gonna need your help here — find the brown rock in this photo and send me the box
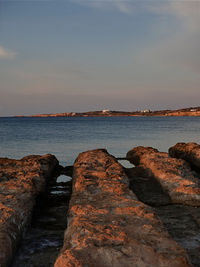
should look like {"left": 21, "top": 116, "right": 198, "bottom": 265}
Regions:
{"left": 55, "top": 149, "right": 190, "bottom": 267}
{"left": 0, "top": 154, "right": 58, "bottom": 267}
{"left": 126, "top": 146, "right": 200, "bottom": 206}
{"left": 169, "top": 142, "right": 200, "bottom": 170}
{"left": 126, "top": 146, "right": 158, "bottom": 165}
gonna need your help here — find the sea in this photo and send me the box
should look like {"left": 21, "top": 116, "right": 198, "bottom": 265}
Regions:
{"left": 1, "top": 116, "right": 200, "bottom": 167}
{"left": 1, "top": 116, "right": 200, "bottom": 266}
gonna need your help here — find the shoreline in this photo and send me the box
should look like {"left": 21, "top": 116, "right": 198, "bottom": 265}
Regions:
{"left": 13, "top": 107, "right": 200, "bottom": 118}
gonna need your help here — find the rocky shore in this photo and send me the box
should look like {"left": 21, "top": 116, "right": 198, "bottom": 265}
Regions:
{"left": 126, "top": 146, "right": 200, "bottom": 206}
{"left": 0, "top": 154, "right": 58, "bottom": 266}
{"left": 55, "top": 149, "right": 190, "bottom": 267}
{"left": 169, "top": 142, "right": 200, "bottom": 171}
{"left": 1, "top": 142, "right": 200, "bottom": 266}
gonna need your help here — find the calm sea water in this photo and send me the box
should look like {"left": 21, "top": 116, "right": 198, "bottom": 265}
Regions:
{"left": 0, "top": 116, "right": 200, "bottom": 166}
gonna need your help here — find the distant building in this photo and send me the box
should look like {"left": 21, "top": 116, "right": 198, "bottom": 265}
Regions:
{"left": 142, "top": 109, "right": 151, "bottom": 113}
{"left": 190, "top": 109, "right": 197, "bottom": 112}
{"left": 102, "top": 109, "right": 110, "bottom": 114}
{"left": 71, "top": 112, "right": 76, "bottom": 116}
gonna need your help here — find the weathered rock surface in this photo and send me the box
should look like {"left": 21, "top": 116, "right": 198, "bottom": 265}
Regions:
{"left": 125, "top": 166, "right": 200, "bottom": 266}
{"left": 0, "top": 154, "right": 58, "bottom": 267}
{"left": 55, "top": 149, "right": 190, "bottom": 267}
{"left": 169, "top": 142, "right": 200, "bottom": 171}
{"left": 126, "top": 146, "right": 200, "bottom": 206}
{"left": 154, "top": 205, "right": 200, "bottom": 267}
{"left": 126, "top": 146, "right": 159, "bottom": 166}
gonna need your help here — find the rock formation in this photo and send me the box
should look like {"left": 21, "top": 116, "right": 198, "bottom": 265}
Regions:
{"left": 0, "top": 154, "right": 58, "bottom": 267}
{"left": 55, "top": 149, "right": 190, "bottom": 267}
{"left": 126, "top": 146, "right": 200, "bottom": 266}
{"left": 169, "top": 142, "right": 200, "bottom": 170}
{"left": 126, "top": 146, "right": 200, "bottom": 206}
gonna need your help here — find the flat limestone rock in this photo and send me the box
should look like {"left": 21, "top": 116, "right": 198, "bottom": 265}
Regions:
{"left": 126, "top": 146, "right": 200, "bottom": 206}
{"left": 169, "top": 142, "right": 200, "bottom": 170}
{"left": 0, "top": 154, "right": 58, "bottom": 267}
{"left": 55, "top": 149, "right": 190, "bottom": 267}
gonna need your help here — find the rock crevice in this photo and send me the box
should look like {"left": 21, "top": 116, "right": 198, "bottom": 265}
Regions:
{"left": 55, "top": 149, "right": 190, "bottom": 267}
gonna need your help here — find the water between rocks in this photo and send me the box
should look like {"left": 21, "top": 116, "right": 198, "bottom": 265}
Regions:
{"left": 11, "top": 175, "right": 72, "bottom": 267}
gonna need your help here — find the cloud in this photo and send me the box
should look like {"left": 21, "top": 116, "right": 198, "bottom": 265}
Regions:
{"left": 0, "top": 46, "right": 16, "bottom": 59}
{"left": 71, "top": 0, "right": 132, "bottom": 14}
{"left": 169, "top": 1, "right": 200, "bottom": 32}
{"left": 112, "top": 0, "right": 131, "bottom": 14}
{"left": 146, "top": 1, "right": 200, "bottom": 32}
{"left": 72, "top": 0, "right": 200, "bottom": 29}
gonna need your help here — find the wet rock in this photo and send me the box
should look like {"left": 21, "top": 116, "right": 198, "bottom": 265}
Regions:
{"left": 0, "top": 154, "right": 58, "bottom": 267}
{"left": 169, "top": 142, "right": 200, "bottom": 171}
{"left": 154, "top": 205, "right": 200, "bottom": 267}
{"left": 55, "top": 149, "right": 190, "bottom": 267}
{"left": 12, "top": 177, "right": 71, "bottom": 267}
{"left": 126, "top": 146, "right": 200, "bottom": 206}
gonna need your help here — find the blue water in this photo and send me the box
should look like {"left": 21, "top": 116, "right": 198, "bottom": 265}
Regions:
{"left": 0, "top": 116, "right": 200, "bottom": 166}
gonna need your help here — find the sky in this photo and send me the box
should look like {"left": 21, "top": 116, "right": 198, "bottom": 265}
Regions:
{"left": 0, "top": 0, "right": 200, "bottom": 116}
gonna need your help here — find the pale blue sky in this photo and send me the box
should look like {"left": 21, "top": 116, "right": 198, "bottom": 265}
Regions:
{"left": 0, "top": 0, "right": 200, "bottom": 116}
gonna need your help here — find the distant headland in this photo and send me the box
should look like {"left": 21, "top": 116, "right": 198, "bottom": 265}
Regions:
{"left": 15, "top": 106, "right": 200, "bottom": 118}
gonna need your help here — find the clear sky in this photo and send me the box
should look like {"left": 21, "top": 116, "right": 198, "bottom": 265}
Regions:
{"left": 0, "top": 0, "right": 200, "bottom": 116}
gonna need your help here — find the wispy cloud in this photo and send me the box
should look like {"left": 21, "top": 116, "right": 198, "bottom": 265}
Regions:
{"left": 0, "top": 46, "right": 16, "bottom": 59}
{"left": 146, "top": 1, "right": 200, "bottom": 32}
{"left": 169, "top": 1, "right": 200, "bottom": 32}
{"left": 72, "top": 0, "right": 200, "bottom": 28}
{"left": 71, "top": 0, "right": 132, "bottom": 14}
{"left": 112, "top": 0, "right": 131, "bottom": 14}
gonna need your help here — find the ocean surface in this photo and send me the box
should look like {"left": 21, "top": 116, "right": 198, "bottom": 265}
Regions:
{"left": 1, "top": 116, "right": 200, "bottom": 167}
{"left": 1, "top": 116, "right": 200, "bottom": 267}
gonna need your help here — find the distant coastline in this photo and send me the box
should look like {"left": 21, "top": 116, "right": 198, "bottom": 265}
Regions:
{"left": 15, "top": 106, "right": 200, "bottom": 118}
